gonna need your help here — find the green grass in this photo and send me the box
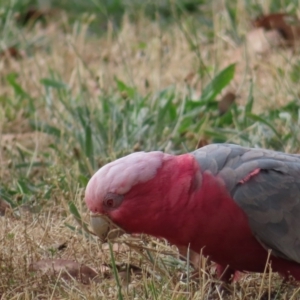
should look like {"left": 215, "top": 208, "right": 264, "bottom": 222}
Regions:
{"left": 1, "top": 0, "right": 300, "bottom": 299}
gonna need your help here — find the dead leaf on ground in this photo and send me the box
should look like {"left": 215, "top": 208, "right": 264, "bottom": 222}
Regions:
{"left": 0, "top": 198, "right": 11, "bottom": 216}
{"left": 253, "top": 13, "right": 300, "bottom": 44}
{"left": 0, "top": 47, "right": 24, "bottom": 60}
{"left": 29, "top": 259, "right": 100, "bottom": 284}
{"left": 218, "top": 92, "right": 236, "bottom": 115}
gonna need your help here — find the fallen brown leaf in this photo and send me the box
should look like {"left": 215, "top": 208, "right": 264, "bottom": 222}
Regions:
{"left": 0, "top": 47, "right": 23, "bottom": 60}
{"left": 29, "top": 259, "right": 99, "bottom": 284}
{"left": 253, "top": 13, "right": 300, "bottom": 44}
{"left": 0, "top": 199, "right": 11, "bottom": 216}
{"left": 218, "top": 92, "right": 236, "bottom": 115}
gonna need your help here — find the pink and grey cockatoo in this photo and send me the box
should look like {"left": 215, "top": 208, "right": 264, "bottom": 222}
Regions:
{"left": 85, "top": 144, "right": 300, "bottom": 282}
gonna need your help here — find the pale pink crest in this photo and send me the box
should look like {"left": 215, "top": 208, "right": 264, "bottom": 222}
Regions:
{"left": 85, "top": 151, "right": 166, "bottom": 211}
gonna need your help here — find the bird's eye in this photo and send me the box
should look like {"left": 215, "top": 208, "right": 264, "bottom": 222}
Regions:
{"left": 103, "top": 193, "right": 123, "bottom": 209}
{"left": 106, "top": 198, "right": 114, "bottom": 207}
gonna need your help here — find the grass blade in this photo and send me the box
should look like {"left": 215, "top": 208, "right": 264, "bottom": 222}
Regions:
{"left": 200, "top": 64, "right": 236, "bottom": 103}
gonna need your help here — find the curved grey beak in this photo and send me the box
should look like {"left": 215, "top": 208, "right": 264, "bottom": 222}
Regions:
{"left": 90, "top": 213, "right": 125, "bottom": 242}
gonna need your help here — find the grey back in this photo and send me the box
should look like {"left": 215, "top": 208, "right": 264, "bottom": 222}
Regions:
{"left": 192, "top": 144, "right": 300, "bottom": 263}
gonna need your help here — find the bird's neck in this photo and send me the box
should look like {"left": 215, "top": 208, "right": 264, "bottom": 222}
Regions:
{"left": 139, "top": 154, "right": 201, "bottom": 243}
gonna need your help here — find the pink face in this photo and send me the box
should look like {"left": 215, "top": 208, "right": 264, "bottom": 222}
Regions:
{"left": 85, "top": 151, "right": 168, "bottom": 219}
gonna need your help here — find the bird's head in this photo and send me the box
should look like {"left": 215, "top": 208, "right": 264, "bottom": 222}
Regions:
{"left": 85, "top": 151, "right": 199, "bottom": 242}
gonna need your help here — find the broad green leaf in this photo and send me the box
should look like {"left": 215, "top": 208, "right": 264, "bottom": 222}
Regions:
{"left": 200, "top": 64, "right": 236, "bottom": 103}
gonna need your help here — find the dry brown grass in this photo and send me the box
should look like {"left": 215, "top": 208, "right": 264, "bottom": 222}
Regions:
{"left": 1, "top": 4, "right": 300, "bottom": 299}
{"left": 1, "top": 9, "right": 300, "bottom": 111}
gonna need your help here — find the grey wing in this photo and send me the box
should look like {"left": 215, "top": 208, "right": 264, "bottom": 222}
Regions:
{"left": 192, "top": 144, "right": 300, "bottom": 263}
{"left": 232, "top": 168, "right": 300, "bottom": 263}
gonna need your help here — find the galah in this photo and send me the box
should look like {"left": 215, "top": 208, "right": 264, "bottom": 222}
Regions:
{"left": 85, "top": 144, "right": 300, "bottom": 282}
